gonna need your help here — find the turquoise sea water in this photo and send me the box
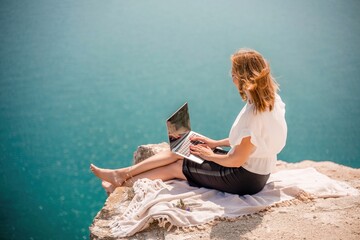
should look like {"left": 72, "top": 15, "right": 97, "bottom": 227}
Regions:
{"left": 0, "top": 0, "right": 359, "bottom": 239}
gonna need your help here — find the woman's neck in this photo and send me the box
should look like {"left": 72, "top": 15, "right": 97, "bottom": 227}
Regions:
{"left": 245, "top": 91, "right": 253, "bottom": 104}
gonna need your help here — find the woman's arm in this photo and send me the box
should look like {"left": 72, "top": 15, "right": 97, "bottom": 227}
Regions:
{"left": 190, "top": 136, "right": 230, "bottom": 148}
{"left": 215, "top": 138, "right": 230, "bottom": 147}
{"left": 190, "top": 136, "right": 254, "bottom": 168}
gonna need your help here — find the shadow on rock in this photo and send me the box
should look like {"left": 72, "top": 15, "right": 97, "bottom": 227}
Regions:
{"left": 209, "top": 214, "right": 264, "bottom": 239}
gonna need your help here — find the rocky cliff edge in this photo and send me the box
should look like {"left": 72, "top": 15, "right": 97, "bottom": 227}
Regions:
{"left": 90, "top": 143, "right": 360, "bottom": 240}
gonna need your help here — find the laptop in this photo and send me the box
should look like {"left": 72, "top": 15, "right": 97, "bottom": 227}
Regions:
{"left": 166, "top": 102, "right": 206, "bottom": 164}
{"left": 166, "top": 103, "right": 229, "bottom": 164}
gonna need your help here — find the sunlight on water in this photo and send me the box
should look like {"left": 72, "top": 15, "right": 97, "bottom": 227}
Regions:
{"left": 0, "top": 0, "right": 359, "bottom": 239}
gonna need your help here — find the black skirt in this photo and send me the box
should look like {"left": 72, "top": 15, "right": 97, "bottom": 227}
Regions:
{"left": 182, "top": 158, "right": 270, "bottom": 195}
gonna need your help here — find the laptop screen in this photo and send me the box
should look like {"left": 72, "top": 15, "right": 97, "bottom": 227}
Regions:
{"left": 166, "top": 103, "right": 191, "bottom": 149}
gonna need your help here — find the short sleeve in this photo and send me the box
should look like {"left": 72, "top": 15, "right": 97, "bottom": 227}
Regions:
{"left": 230, "top": 128, "right": 260, "bottom": 150}
{"left": 228, "top": 105, "right": 268, "bottom": 155}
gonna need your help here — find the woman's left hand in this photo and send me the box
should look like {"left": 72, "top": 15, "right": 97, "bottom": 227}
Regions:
{"left": 190, "top": 145, "right": 215, "bottom": 160}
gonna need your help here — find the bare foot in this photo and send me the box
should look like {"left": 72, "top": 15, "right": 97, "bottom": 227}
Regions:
{"left": 102, "top": 181, "right": 116, "bottom": 196}
{"left": 90, "top": 164, "right": 126, "bottom": 186}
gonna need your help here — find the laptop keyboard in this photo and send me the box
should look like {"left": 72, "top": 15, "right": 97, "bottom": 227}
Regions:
{"left": 177, "top": 133, "right": 202, "bottom": 157}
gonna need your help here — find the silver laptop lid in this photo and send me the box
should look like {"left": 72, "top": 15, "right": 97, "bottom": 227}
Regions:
{"left": 166, "top": 102, "right": 191, "bottom": 150}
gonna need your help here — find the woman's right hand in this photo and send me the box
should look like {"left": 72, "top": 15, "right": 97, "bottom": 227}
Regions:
{"left": 190, "top": 136, "right": 218, "bottom": 149}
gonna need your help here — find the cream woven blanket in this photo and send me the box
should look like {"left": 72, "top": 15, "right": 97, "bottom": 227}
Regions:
{"left": 110, "top": 167, "right": 358, "bottom": 237}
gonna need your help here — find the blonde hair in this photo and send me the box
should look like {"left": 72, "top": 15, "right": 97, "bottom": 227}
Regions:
{"left": 231, "top": 48, "right": 279, "bottom": 113}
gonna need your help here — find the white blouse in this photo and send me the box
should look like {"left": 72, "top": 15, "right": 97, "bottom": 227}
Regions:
{"left": 229, "top": 94, "right": 287, "bottom": 175}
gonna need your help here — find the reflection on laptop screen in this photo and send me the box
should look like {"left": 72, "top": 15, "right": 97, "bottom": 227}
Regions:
{"left": 166, "top": 103, "right": 191, "bottom": 149}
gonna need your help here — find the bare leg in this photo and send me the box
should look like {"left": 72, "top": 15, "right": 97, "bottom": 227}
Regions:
{"left": 90, "top": 150, "right": 183, "bottom": 186}
{"left": 123, "top": 160, "right": 186, "bottom": 187}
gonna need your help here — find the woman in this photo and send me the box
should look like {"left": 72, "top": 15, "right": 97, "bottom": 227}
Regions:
{"left": 90, "top": 48, "right": 287, "bottom": 195}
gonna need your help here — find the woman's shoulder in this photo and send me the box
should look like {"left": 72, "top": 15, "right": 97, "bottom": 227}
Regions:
{"left": 258, "top": 94, "right": 286, "bottom": 116}
{"left": 237, "top": 103, "right": 256, "bottom": 122}
{"left": 274, "top": 93, "right": 286, "bottom": 109}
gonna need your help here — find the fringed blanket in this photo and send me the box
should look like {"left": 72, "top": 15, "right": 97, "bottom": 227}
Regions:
{"left": 110, "top": 167, "right": 358, "bottom": 237}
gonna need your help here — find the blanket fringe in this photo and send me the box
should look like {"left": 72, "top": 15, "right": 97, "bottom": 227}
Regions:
{"left": 110, "top": 179, "right": 318, "bottom": 237}
{"left": 150, "top": 190, "right": 316, "bottom": 235}
{"left": 271, "top": 190, "right": 315, "bottom": 209}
